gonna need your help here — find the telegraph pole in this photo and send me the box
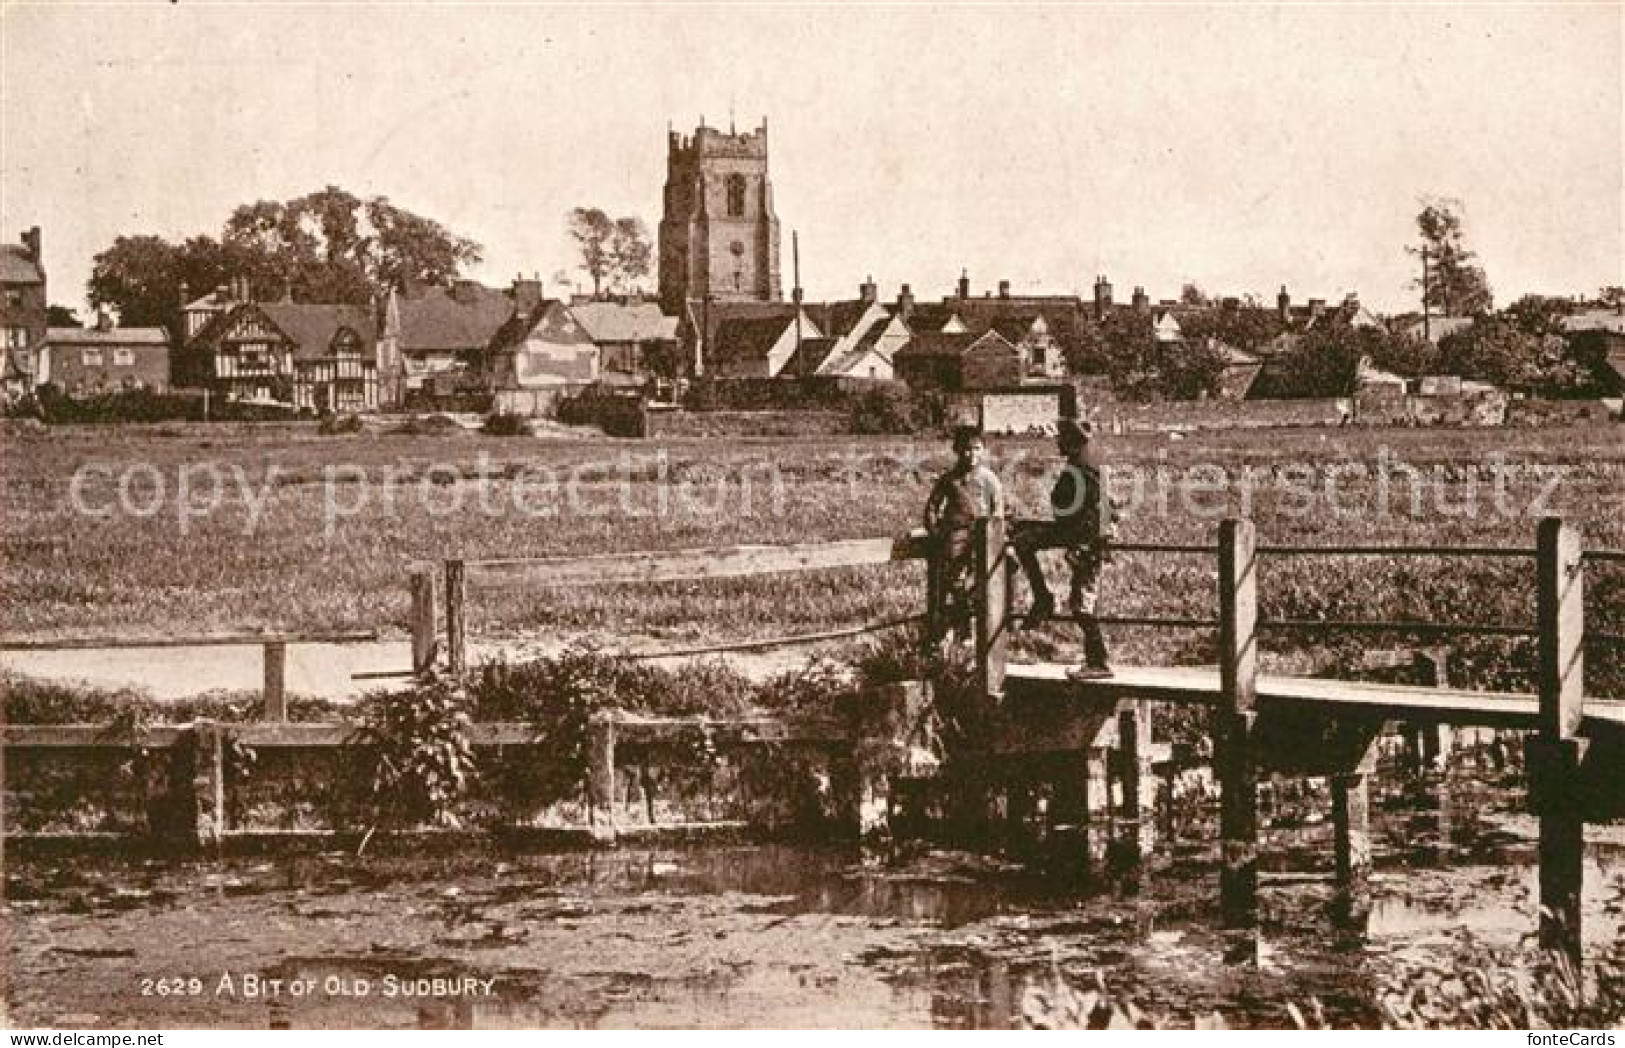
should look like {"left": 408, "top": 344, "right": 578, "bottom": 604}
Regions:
{"left": 1420, "top": 245, "right": 1431, "bottom": 344}
{"left": 792, "top": 230, "right": 803, "bottom": 358}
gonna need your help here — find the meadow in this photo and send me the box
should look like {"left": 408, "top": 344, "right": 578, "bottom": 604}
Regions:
{"left": 3, "top": 419, "right": 1622, "bottom": 692}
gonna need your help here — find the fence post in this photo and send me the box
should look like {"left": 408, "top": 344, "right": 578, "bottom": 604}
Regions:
{"left": 974, "top": 516, "right": 1010, "bottom": 699}
{"left": 165, "top": 720, "right": 226, "bottom": 853}
{"left": 262, "top": 641, "right": 287, "bottom": 721}
{"left": 1215, "top": 518, "right": 1259, "bottom": 930}
{"left": 445, "top": 559, "right": 467, "bottom": 676}
{"left": 587, "top": 713, "right": 618, "bottom": 845}
{"left": 1529, "top": 517, "right": 1586, "bottom": 967}
{"left": 410, "top": 568, "right": 438, "bottom": 675}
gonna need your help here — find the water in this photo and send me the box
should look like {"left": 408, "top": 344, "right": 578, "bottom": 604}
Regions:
{"left": 6, "top": 785, "right": 1622, "bottom": 1029}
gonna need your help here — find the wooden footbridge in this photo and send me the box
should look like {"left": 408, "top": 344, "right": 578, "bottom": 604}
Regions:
{"left": 427, "top": 514, "right": 1624, "bottom": 964}
{"left": 5, "top": 516, "right": 1621, "bottom": 969}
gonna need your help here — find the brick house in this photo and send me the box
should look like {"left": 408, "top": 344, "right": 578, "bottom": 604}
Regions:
{"left": 483, "top": 297, "right": 600, "bottom": 415}
{"left": 893, "top": 330, "right": 1023, "bottom": 392}
{"left": 378, "top": 280, "right": 519, "bottom": 406}
{"left": 2, "top": 227, "right": 46, "bottom": 400}
{"left": 44, "top": 316, "right": 171, "bottom": 395}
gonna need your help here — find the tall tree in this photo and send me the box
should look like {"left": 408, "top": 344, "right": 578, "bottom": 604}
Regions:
{"left": 568, "top": 208, "right": 652, "bottom": 298}
{"left": 223, "top": 186, "right": 481, "bottom": 303}
{"left": 88, "top": 235, "right": 240, "bottom": 334}
{"left": 1409, "top": 199, "right": 1493, "bottom": 316}
{"left": 608, "top": 216, "right": 652, "bottom": 294}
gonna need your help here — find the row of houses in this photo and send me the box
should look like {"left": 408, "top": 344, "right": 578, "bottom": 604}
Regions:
{"left": 7, "top": 223, "right": 1624, "bottom": 415}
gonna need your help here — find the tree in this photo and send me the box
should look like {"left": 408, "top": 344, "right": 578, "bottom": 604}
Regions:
{"left": 88, "top": 189, "right": 483, "bottom": 336}
{"left": 568, "top": 208, "right": 652, "bottom": 298}
{"left": 46, "top": 305, "right": 81, "bottom": 327}
{"left": 1072, "top": 311, "right": 1158, "bottom": 397}
{"left": 608, "top": 217, "right": 652, "bottom": 293}
{"left": 222, "top": 186, "right": 482, "bottom": 303}
{"left": 1597, "top": 286, "right": 1624, "bottom": 310}
{"left": 1177, "top": 306, "right": 1285, "bottom": 353}
{"left": 1157, "top": 337, "right": 1229, "bottom": 399}
{"left": 1409, "top": 199, "right": 1493, "bottom": 316}
{"left": 1437, "top": 317, "right": 1544, "bottom": 388}
{"left": 1179, "top": 283, "right": 1208, "bottom": 306}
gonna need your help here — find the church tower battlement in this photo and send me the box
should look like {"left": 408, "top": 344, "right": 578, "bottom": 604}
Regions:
{"left": 658, "top": 119, "right": 782, "bottom": 314}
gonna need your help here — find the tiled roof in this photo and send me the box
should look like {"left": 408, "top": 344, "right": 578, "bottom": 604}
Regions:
{"left": 901, "top": 304, "right": 962, "bottom": 334}
{"left": 780, "top": 337, "right": 836, "bottom": 377}
{"left": 568, "top": 301, "right": 676, "bottom": 343}
{"left": 896, "top": 331, "right": 980, "bottom": 358}
{"left": 258, "top": 303, "right": 377, "bottom": 360}
{"left": 989, "top": 315, "right": 1040, "bottom": 343}
{"left": 1, "top": 245, "right": 43, "bottom": 284}
{"left": 806, "top": 300, "right": 876, "bottom": 340}
{"left": 395, "top": 284, "right": 513, "bottom": 352}
{"left": 712, "top": 314, "right": 794, "bottom": 364}
{"left": 47, "top": 327, "right": 169, "bottom": 346}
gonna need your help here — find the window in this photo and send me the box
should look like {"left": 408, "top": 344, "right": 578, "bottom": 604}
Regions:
{"left": 4, "top": 326, "right": 26, "bottom": 349}
{"left": 726, "top": 173, "right": 746, "bottom": 217}
{"left": 113, "top": 347, "right": 135, "bottom": 366}
{"left": 81, "top": 348, "right": 103, "bottom": 366}
{"left": 5, "top": 290, "right": 21, "bottom": 308}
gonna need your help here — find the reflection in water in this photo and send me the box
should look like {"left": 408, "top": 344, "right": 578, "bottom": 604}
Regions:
{"left": 6, "top": 778, "right": 1622, "bottom": 1030}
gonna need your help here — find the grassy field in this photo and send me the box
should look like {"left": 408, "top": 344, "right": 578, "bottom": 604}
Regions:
{"left": 3, "top": 420, "right": 1622, "bottom": 690}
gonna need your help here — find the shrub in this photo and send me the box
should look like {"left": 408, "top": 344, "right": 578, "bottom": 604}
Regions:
{"left": 350, "top": 670, "right": 477, "bottom": 831}
{"left": 318, "top": 412, "right": 364, "bottom": 435}
{"left": 481, "top": 410, "right": 530, "bottom": 436}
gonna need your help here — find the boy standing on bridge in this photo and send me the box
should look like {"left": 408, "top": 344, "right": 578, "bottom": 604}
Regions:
{"left": 1012, "top": 418, "right": 1114, "bottom": 679}
{"left": 924, "top": 424, "right": 1006, "bottom": 643}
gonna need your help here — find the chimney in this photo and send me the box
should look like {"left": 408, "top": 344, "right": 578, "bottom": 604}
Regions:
{"left": 1221, "top": 296, "right": 1240, "bottom": 312}
{"left": 957, "top": 269, "right": 970, "bottom": 300}
{"left": 96, "top": 306, "right": 114, "bottom": 332}
{"left": 1308, "top": 298, "right": 1326, "bottom": 320}
{"left": 859, "top": 276, "right": 877, "bottom": 305}
{"left": 451, "top": 279, "right": 480, "bottom": 305}
{"left": 511, "top": 274, "right": 543, "bottom": 317}
{"left": 1131, "top": 286, "right": 1149, "bottom": 313}
{"left": 215, "top": 284, "right": 230, "bottom": 303}
{"left": 179, "top": 281, "right": 191, "bottom": 309}
{"left": 896, "top": 284, "right": 915, "bottom": 323}
{"left": 20, "top": 226, "right": 40, "bottom": 263}
{"left": 1093, "top": 275, "right": 1113, "bottom": 320}
{"left": 1277, "top": 285, "right": 1291, "bottom": 323}
{"left": 997, "top": 279, "right": 1010, "bottom": 300}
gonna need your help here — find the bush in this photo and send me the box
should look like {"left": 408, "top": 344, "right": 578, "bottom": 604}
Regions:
{"left": 849, "top": 382, "right": 923, "bottom": 434}
{"left": 481, "top": 410, "right": 530, "bottom": 436}
{"left": 318, "top": 412, "right": 364, "bottom": 435}
{"left": 350, "top": 670, "right": 477, "bottom": 831}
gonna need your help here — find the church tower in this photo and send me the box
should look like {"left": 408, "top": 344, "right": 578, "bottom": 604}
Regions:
{"left": 658, "top": 120, "right": 782, "bottom": 314}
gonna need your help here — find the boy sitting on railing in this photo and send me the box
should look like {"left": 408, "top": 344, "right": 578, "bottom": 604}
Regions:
{"left": 1011, "top": 418, "right": 1115, "bottom": 680}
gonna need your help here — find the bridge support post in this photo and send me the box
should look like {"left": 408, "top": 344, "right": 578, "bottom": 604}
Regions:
{"left": 1331, "top": 766, "right": 1373, "bottom": 922}
{"left": 1530, "top": 517, "right": 1586, "bottom": 967}
{"left": 1216, "top": 519, "right": 1259, "bottom": 930}
{"left": 587, "top": 713, "right": 618, "bottom": 845}
{"left": 1110, "top": 703, "right": 1155, "bottom": 878}
{"left": 262, "top": 642, "right": 287, "bottom": 722}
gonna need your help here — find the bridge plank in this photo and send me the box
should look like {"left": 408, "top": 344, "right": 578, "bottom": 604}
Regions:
{"left": 1005, "top": 664, "right": 1624, "bottom": 733}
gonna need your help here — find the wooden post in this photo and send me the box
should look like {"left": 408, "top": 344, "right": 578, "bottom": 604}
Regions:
{"left": 587, "top": 713, "right": 618, "bottom": 844}
{"left": 445, "top": 559, "right": 467, "bottom": 676}
{"left": 184, "top": 720, "right": 227, "bottom": 852}
{"left": 410, "top": 568, "right": 437, "bottom": 675}
{"left": 1111, "top": 703, "right": 1155, "bottom": 876}
{"left": 1216, "top": 519, "right": 1259, "bottom": 929}
{"left": 1529, "top": 517, "right": 1586, "bottom": 966}
{"left": 973, "top": 516, "right": 1010, "bottom": 699}
{"left": 261, "top": 641, "right": 287, "bottom": 722}
{"left": 1331, "top": 764, "right": 1374, "bottom": 923}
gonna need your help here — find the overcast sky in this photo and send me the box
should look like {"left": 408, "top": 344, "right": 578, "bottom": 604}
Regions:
{"left": 2, "top": 2, "right": 1620, "bottom": 315}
